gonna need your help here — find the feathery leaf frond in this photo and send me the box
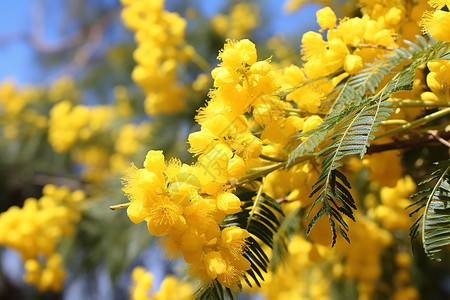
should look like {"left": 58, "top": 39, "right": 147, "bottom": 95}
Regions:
{"left": 306, "top": 99, "right": 393, "bottom": 245}
{"left": 408, "top": 160, "right": 450, "bottom": 261}
{"left": 195, "top": 280, "right": 233, "bottom": 300}
{"left": 224, "top": 191, "right": 283, "bottom": 287}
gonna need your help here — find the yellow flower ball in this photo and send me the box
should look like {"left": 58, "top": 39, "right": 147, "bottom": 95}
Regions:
{"left": 217, "top": 193, "right": 242, "bottom": 214}
{"left": 316, "top": 7, "right": 337, "bottom": 29}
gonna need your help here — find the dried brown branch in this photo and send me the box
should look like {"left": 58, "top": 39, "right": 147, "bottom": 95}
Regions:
{"left": 367, "top": 130, "right": 450, "bottom": 154}
{"left": 428, "top": 130, "right": 450, "bottom": 148}
{"left": 51, "top": 7, "right": 120, "bottom": 80}
{"left": 357, "top": 43, "right": 395, "bottom": 51}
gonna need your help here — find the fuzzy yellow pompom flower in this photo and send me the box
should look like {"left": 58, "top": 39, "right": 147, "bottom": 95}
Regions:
{"left": 144, "top": 150, "right": 165, "bottom": 173}
{"left": 217, "top": 193, "right": 242, "bottom": 214}
{"left": 421, "top": 2, "right": 450, "bottom": 42}
{"left": 316, "top": 7, "right": 337, "bottom": 30}
{"left": 344, "top": 54, "right": 364, "bottom": 74}
{"left": 205, "top": 251, "right": 228, "bottom": 279}
{"left": 303, "top": 115, "right": 323, "bottom": 132}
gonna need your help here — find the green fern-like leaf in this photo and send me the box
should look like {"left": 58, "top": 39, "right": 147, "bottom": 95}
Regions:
{"left": 408, "top": 160, "right": 450, "bottom": 261}
{"left": 224, "top": 191, "right": 283, "bottom": 287}
{"left": 348, "top": 37, "right": 421, "bottom": 97}
{"left": 307, "top": 168, "right": 354, "bottom": 246}
{"left": 195, "top": 279, "right": 234, "bottom": 300}
{"left": 306, "top": 99, "right": 393, "bottom": 245}
{"left": 194, "top": 190, "right": 283, "bottom": 299}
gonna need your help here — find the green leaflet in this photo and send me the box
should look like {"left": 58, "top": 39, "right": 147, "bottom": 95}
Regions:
{"left": 306, "top": 99, "right": 393, "bottom": 246}
{"left": 195, "top": 280, "right": 232, "bottom": 300}
{"left": 408, "top": 160, "right": 450, "bottom": 261}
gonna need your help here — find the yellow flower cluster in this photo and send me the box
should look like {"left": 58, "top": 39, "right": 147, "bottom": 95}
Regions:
{"left": 0, "top": 81, "right": 46, "bottom": 140}
{"left": 369, "top": 176, "right": 417, "bottom": 230}
{"left": 47, "top": 76, "right": 79, "bottom": 103}
{"left": 420, "top": 0, "right": 450, "bottom": 42}
{"left": 48, "top": 100, "right": 112, "bottom": 153}
{"left": 362, "top": 150, "right": 403, "bottom": 187}
{"left": 359, "top": 0, "right": 427, "bottom": 41}
{"left": 302, "top": 7, "right": 397, "bottom": 78}
{"left": 422, "top": 60, "right": 450, "bottom": 102}
{"left": 122, "top": 37, "right": 339, "bottom": 290}
{"left": 0, "top": 184, "right": 85, "bottom": 291}
{"left": 263, "top": 160, "right": 319, "bottom": 208}
{"left": 255, "top": 235, "right": 332, "bottom": 300}
{"left": 123, "top": 150, "right": 250, "bottom": 288}
{"left": 190, "top": 39, "right": 281, "bottom": 183}
{"left": 120, "top": 0, "right": 193, "bottom": 115}
{"left": 212, "top": 2, "right": 260, "bottom": 39}
{"left": 250, "top": 205, "right": 417, "bottom": 300}
{"left": 130, "top": 266, "right": 193, "bottom": 300}
{"left": 338, "top": 216, "right": 393, "bottom": 299}
{"left": 281, "top": 64, "right": 334, "bottom": 113}
{"left": 24, "top": 253, "right": 67, "bottom": 292}
{"left": 0, "top": 81, "right": 35, "bottom": 118}
{"left": 392, "top": 252, "right": 419, "bottom": 300}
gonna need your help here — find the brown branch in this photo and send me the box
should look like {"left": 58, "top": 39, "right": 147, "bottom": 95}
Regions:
{"left": 357, "top": 43, "right": 395, "bottom": 51}
{"left": 367, "top": 130, "right": 450, "bottom": 154}
{"left": 276, "top": 197, "right": 288, "bottom": 204}
{"left": 28, "top": 0, "right": 86, "bottom": 54}
{"left": 428, "top": 130, "right": 450, "bottom": 147}
{"left": 43, "top": 7, "right": 121, "bottom": 82}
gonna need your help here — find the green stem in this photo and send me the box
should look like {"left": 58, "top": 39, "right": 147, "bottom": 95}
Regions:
{"left": 390, "top": 98, "right": 450, "bottom": 107}
{"left": 282, "top": 107, "right": 327, "bottom": 117}
{"left": 375, "top": 107, "right": 450, "bottom": 140}
{"left": 241, "top": 162, "right": 286, "bottom": 184}
{"left": 380, "top": 119, "right": 408, "bottom": 125}
{"left": 110, "top": 203, "right": 130, "bottom": 210}
{"left": 228, "top": 154, "right": 316, "bottom": 189}
{"left": 283, "top": 107, "right": 302, "bottom": 114}
{"left": 259, "top": 153, "right": 286, "bottom": 162}
{"left": 247, "top": 181, "right": 264, "bottom": 230}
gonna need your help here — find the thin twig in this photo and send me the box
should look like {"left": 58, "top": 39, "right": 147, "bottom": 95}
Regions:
{"left": 429, "top": 130, "right": 450, "bottom": 147}
{"left": 375, "top": 107, "right": 450, "bottom": 139}
{"left": 358, "top": 43, "right": 395, "bottom": 51}
{"left": 276, "top": 197, "right": 288, "bottom": 204}
{"left": 367, "top": 130, "right": 450, "bottom": 154}
{"left": 110, "top": 203, "right": 131, "bottom": 210}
